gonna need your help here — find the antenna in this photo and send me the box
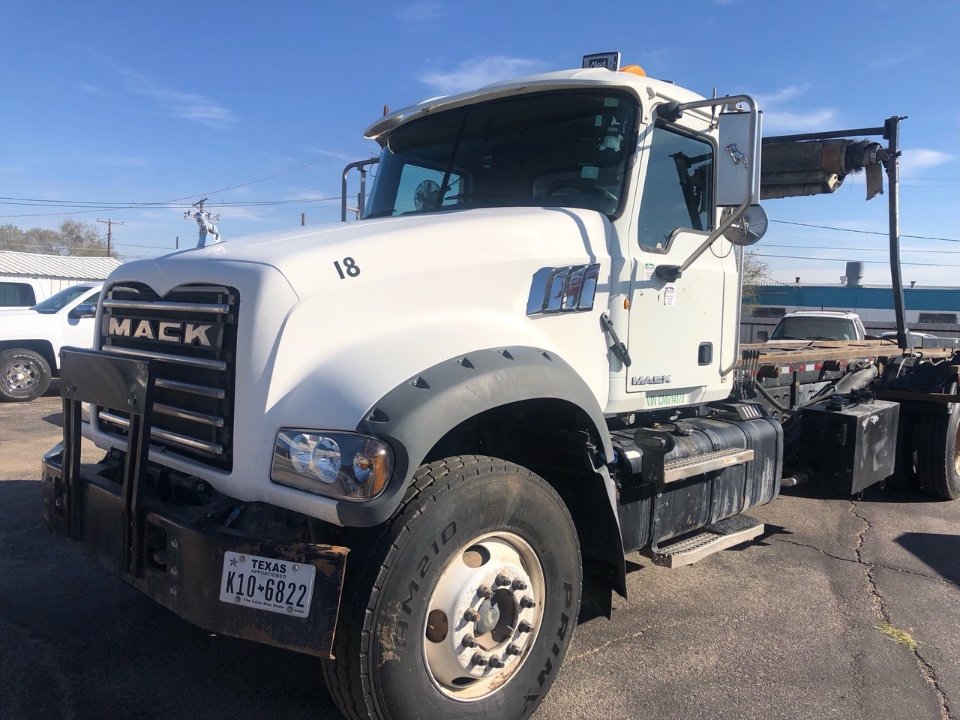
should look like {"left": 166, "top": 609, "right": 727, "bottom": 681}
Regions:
{"left": 184, "top": 197, "right": 223, "bottom": 248}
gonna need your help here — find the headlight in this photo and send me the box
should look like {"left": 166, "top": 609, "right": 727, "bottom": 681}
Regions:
{"left": 271, "top": 430, "right": 393, "bottom": 501}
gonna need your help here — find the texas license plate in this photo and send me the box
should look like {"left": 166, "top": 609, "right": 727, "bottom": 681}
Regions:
{"left": 219, "top": 551, "right": 316, "bottom": 618}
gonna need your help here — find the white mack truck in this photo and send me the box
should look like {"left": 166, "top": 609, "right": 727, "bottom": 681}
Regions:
{"left": 42, "top": 53, "right": 960, "bottom": 720}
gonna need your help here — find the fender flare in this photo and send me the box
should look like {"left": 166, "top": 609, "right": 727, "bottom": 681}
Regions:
{"left": 336, "top": 346, "right": 616, "bottom": 529}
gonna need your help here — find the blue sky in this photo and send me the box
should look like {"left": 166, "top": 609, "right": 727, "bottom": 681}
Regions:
{"left": 2, "top": 0, "right": 958, "bottom": 285}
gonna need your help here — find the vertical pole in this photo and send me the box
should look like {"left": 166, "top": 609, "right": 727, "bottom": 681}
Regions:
{"left": 175, "top": 236, "right": 179, "bottom": 249}
{"left": 98, "top": 218, "right": 123, "bottom": 257}
{"left": 358, "top": 168, "right": 367, "bottom": 218}
{"left": 301, "top": 212, "right": 306, "bottom": 227}
{"left": 884, "top": 116, "right": 909, "bottom": 349}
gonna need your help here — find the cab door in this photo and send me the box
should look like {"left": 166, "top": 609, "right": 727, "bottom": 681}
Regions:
{"left": 624, "top": 121, "right": 740, "bottom": 409}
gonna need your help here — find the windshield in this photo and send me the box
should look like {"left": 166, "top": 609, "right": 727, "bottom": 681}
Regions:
{"left": 364, "top": 90, "right": 638, "bottom": 219}
{"left": 770, "top": 316, "right": 858, "bottom": 340}
{"left": 33, "top": 285, "right": 93, "bottom": 314}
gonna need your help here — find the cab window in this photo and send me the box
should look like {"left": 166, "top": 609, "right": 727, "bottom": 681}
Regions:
{"left": 636, "top": 126, "right": 714, "bottom": 251}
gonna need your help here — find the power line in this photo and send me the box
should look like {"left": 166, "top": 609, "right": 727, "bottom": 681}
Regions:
{"left": 0, "top": 196, "right": 340, "bottom": 219}
{"left": 770, "top": 219, "right": 958, "bottom": 243}
{"left": 160, "top": 154, "right": 348, "bottom": 203}
{"left": 753, "top": 252, "right": 960, "bottom": 268}
{"left": 0, "top": 196, "right": 338, "bottom": 208}
{"left": 763, "top": 243, "right": 960, "bottom": 255}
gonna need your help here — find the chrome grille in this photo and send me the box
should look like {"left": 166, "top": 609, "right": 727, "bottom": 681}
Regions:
{"left": 97, "top": 283, "right": 239, "bottom": 470}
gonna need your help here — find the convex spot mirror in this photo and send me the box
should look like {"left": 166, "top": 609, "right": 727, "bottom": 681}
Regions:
{"left": 723, "top": 204, "right": 768, "bottom": 246}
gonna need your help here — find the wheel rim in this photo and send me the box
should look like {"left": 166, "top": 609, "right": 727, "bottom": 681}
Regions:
{"left": 2, "top": 359, "right": 41, "bottom": 393}
{"left": 422, "top": 531, "right": 545, "bottom": 701}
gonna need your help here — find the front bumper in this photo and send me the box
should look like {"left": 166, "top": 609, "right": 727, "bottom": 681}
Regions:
{"left": 42, "top": 348, "right": 349, "bottom": 659}
{"left": 41, "top": 446, "right": 348, "bottom": 658}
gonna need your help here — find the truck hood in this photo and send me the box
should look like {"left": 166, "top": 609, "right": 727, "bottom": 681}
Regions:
{"left": 92, "top": 205, "right": 616, "bottom": 523}
{"left": 120, "top": 207, "right": 604, "bottom": 300}
{"left": 0, "top": 309, "right": 49, "bottom": 335}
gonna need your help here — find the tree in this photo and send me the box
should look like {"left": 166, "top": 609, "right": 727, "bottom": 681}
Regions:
{"left": 741, "top": 250, "right": 768, "bottom": 307}
{"left": 0, "top": 220, "right": 109, "bottom": 256}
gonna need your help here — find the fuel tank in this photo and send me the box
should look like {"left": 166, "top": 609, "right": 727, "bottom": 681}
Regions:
{"left": 614, "top": 404, "right": 783, "bottom": 552}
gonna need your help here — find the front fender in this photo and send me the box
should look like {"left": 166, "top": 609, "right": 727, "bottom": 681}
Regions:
{"left": 335, "top": 346, "right": 615, "bottom": 527}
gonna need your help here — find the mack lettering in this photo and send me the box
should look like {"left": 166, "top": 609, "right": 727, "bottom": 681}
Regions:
{"left": 105, "top": 317, "right": 220, "bottom": 347}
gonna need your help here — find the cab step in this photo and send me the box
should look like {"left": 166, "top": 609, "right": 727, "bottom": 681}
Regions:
{"left": 663, "top": 447, "right": 754, "bottom": 484}
{"left": 648, "top": 515, "right": 764, "bottom": 569}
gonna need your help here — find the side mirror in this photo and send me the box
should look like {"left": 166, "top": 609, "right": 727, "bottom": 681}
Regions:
{"left": 69, "top": 303, "right": 97, "bottom": 319}
{"left": 716, "top": 110, "right": 762, "bottom": 207}
{"left": 757, "top": 331, "right": 769, "bottom": 342}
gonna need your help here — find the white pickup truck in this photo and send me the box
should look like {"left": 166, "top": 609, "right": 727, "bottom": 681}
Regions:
{"left": 767, "top": 310, "right": 867, "bottom": 342}
{"left": 0, "top": 283, "right": 101, "bottom": 401}
{"left": 0, "top": 278, "right": 48, "bottom": 309}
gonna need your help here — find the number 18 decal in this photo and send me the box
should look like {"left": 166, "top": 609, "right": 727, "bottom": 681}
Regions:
{"left": 334, "top": 257, "right": 361, "bottom": 279}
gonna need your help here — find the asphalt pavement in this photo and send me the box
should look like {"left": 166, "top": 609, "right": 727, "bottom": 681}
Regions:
{"left": 0, "top": 396, "right": 956, "bottom": 720}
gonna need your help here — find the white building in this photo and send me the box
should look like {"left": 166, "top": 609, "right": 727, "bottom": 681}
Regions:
{"left": 0, "top": 251, "right": 122, "bottom": 308}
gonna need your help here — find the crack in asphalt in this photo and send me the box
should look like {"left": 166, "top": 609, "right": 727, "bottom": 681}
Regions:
{"left": 566, "top": 620, "right": 685, "bottom": 664}
{"left": 849, "top": 501, "right": 954, "bottom": 720}
{"left": 770, "top": 537, "right": 960, "bottom": 590}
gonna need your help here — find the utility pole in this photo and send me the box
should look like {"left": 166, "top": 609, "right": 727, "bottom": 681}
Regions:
{"left": 97, "top": 218, "right": 124, "bottom": 257}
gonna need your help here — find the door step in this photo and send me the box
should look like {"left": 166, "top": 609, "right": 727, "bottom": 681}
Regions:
{"left": 663, "top": 447, "right": 754, "bottom": 484}
{"left": 648, "top": 515, "right": 764, "bottom": 569}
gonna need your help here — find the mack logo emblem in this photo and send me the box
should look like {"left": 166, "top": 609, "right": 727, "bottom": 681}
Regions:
{"left": 106, "top": 317, "right": 221, "bottom": 347}
{"left": 631, "top": 375, "right": 672, "bottom": 386}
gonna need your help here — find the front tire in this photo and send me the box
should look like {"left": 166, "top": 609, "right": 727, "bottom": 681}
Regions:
{"left": 0, "top": 348, "right": 52, "bottom": 402}
{"left": 322, "top": 455, "right": 582, "bottom": 720}
{"left": 914, "top": 405, "right": 960, "bottom": 500}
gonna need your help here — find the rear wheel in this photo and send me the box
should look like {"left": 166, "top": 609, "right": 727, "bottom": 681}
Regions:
{"left": 913, "top": 405, "right": 960, "bottom": 500}
{"left": 0, "top": 348, "right": 52, "bottom": 402}
{"left": 322, "top": 455, "right": 582, "bottom": 720}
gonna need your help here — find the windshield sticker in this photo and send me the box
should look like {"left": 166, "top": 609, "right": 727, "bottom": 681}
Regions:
{"left": 664, "top": 285, "right": 676, "bottom": 306}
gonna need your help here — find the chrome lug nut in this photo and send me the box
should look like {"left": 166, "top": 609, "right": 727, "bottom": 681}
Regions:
{"left": 520, "top": 595, "right": 535, "bottom": 609}
{"left": 518, "top": 620, "right": 533, "bottom": 634}
{"left": 464, "top": 609, "right": 481, "bottom": 623}
{"left": 462, "top": 634, "right": 478, "bottom": 648}
{"left": 512, "top": 579, "right": 528, "bottom": 591}
{"left": 495, "top": 574, "right": 510, "bottom": 587}
{"left": 488, "top": 656, "right": 506, "bottom": 669}
{"left": 471, "top": 654, "right": 488, "bottom": 667}
{"left": 506, "top": 644, "right": 522, "bottom": 656}
{"left": 477, "top": 585, "right": 493, "bottom": 599}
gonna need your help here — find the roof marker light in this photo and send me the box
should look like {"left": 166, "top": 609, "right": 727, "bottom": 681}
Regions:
{"left": 620, "top": 65, "right": 647, "bottom": 77}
